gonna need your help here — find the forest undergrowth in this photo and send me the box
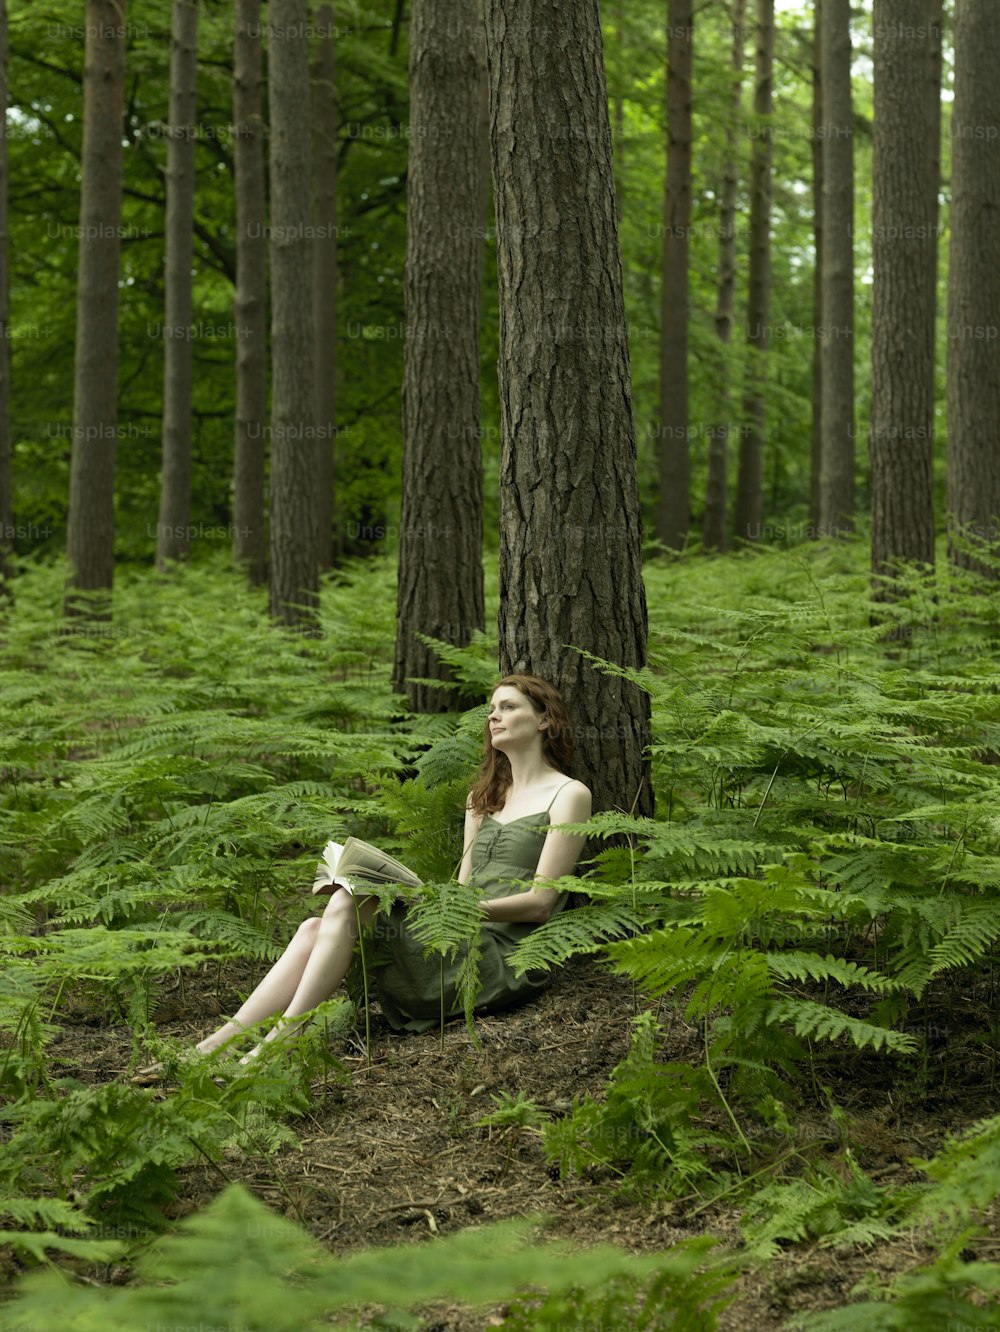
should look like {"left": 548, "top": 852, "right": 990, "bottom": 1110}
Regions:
{"left": 2, "top": 540, "right": 1000, "bottom": 1329}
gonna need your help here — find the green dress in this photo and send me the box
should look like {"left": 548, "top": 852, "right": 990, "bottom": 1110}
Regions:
{"left": 371, "top": 782, "right": 574, "bottom": 1033}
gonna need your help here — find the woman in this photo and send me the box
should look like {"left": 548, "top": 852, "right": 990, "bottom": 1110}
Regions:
{"left": 133, "top": 674, "right": 590, "bottom": 1078}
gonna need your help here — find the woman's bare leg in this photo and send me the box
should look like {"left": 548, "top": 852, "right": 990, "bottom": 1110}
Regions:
{"left": 240, "top": 889, "right": 380, "bottom": 1059}
{"left": 195, "top": 916, "right": 324, "bottom": 1054}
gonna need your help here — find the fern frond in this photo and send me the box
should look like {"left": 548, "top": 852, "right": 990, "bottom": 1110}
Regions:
{"left": 768, "top": 999, "right": 918, "bottom": 1054}
{"left": 507, "top": 901, "right": 644, "bottom": 975}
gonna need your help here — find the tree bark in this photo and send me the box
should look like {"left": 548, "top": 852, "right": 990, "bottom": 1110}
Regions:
{"left": 65, "top": 0, "right": 127, "bottom": 611}
{"left": 312, "top": 3, "right": 338, "bottom": 571}
{"left": 658, "top": 0, "right": 693, "bottom": 552}
{"left": 156, "top": 0, "right": 199, "bottom": 570}
{"left": 946, "top": 0, "right": 1000, "bottom": 574}
{"left": 869, "top": 0, "right": 937, "bottom": 590}
{"left": 484, "top": 0, "right": 652, "bottom": 819}
{"left": 268, "top": 0, "right": 320, "bottom": 625}
{"left": 614, "top": 0, "right": 625, "bottom": 217}
{"left": 928, "top": 0, "right": 943, "bottom": 305}
{"left": 733, "top": 0, "right": 773, "bottom": 544}
{"left": 809, "top": 0, "right": 823, "bottom": 535}
{"left": 703, "top": 0, "right": 746, "bottom": 553}
{"left": 393, "top": 0, "right": 487, "bottom": 712}
{"left": 0, "top": 0, "right": 11, "bottom": 590}
{"left": 817, "top": 0, "right": 854, "bottom": 537}
{"left": 232, "top": 0, "right": 267, "bottom": 584}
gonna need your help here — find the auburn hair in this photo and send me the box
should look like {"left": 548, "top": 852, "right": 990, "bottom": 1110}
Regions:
{"left": 467, "top": 674, "right": 575, "bottom": 816}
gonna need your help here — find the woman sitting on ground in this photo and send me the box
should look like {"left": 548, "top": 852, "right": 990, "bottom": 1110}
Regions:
{"left": 132, "top": 673, "right": 591, "bottom": 1078}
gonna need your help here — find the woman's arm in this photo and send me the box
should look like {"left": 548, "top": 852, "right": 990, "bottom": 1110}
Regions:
{"left": 456, "top": 801, "right": 484, "bottom": 886}
{"left": 479, "top": 782, "right": 592, "bottom": 925}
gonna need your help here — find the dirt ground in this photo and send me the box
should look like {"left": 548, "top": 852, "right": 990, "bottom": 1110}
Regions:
{"left": 35, "top": 955, "right": 1000, "bottom": 1329}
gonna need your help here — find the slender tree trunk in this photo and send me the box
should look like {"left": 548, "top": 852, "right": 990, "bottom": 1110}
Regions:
{"left": 947, "top": 0, "right": 1000, "bottom": 574}
{"left": 156, "top": 0, "right": 199, "bottom": 570}
{"left": 0, "top": 0, "right": 11, "bottom": 591}
{"left": 232, "top": 0, "right": 267, "bottom": 584}
{"left": 869, "top": 0, "right": 937, "bottom": 591}
{"left": 809, "top": 0, "right": 823, "bottom": 535}
{"left": 484, "top": 0, "right": 652, "bottom": 819}
{"left": 268, "top": 0, "right": 319, "bottom": 625}
{"left": 65, "top": 0, "right": 127, "bottom": 611}
{"left": 818, "top": 0, "right": 854, "bottom": 537}
{"left": 704, "top": 0, "right": 746, "bottom": 553}
{"left": 393, "top": 0, "right": 486, "bottom": 712}
{"left": 658, "top": 0, "right": 693, "bottom": 551}
{"left": 313, "top": 3, "right": 338, "bottom": 571}
{"left": 733, "top": 0, "right": 773, "bottom": 544}
{"left": 928, "top": 0, "right": 944, "bottom": 306}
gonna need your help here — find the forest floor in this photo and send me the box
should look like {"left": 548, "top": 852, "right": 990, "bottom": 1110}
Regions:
{"left": 47, "top": 954, "right": 1000, "bottom": 1330}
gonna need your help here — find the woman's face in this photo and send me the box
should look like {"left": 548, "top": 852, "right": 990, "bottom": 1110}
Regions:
{"left": 487, "top": 686, "right": 547, "bottom": 752}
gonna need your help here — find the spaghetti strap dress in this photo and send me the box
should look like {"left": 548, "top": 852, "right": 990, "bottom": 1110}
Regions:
{"left": 370, "top": 780, "right": 575, "bottom": 1033}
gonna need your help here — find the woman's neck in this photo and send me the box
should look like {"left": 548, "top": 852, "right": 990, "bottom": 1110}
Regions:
{"left": 504, "top": 751, "right": 560, "bottom": 792}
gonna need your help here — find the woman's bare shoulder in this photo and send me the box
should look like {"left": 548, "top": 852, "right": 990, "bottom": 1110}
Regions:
{"left": 552, "top": 779, "right": 592, "bottom": 816}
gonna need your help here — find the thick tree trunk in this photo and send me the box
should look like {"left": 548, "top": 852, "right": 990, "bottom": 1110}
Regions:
{"left": 734, "top": 0, "right": 773, "bottom": 544}
{"left": 393, "top": 0, "right": 487, "bottom": 712}
{"left": 869, "top": 0, "right": 937, "bottom": 589}
{"left": 703, "top": 0, "right": 746, "bottom": 554}
{"left": 0, "top": 0, "right": 11, "bottom": 590}
{"left": 809, "top": 0, "right": 823, "bottom": 535}
{"left": 946, "top": 0, "right": 1000, "bottom": 574}
{"left": 312, "top": 3, "right": 338, "bottom": 571}
{"left": 232, "top": 0, "right": 267, "bottom": 584}
{"left": 156, "top": 0, "right": 199, "bottom": 570}
{"left": 65, "top": 0, "right": 127, "bottom": 610}
{"left": 657, "top": 0, "right": 693, "bottom": 551}
{"left": 818, "top": 0, "right": 854, "bottom": 537}
{"left": 484, "top": 0, "right": 652, "bottom": 819}
{"left": 268, "top": 0, "right": 320, "bottom": 625}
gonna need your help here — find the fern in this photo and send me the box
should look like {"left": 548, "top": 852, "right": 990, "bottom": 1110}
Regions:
{"left": 741, "top": 1157, "right": 912, "bottom": 1261}
{"left": 0, "top": 1183, "right": 738, "bottom": 1330}
{"left": 507, "top": 898, "right": 645, "bottom": 974}
{"left": 544, "top": 1012, "right": 728, "bottom": 1197}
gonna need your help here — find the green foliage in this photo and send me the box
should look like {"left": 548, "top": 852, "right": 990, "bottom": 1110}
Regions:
{"left": 5, "top": 543, "right": 1000, "bottom": 1323}
{"left": 0, "top": 1184, "right": 740, "bottom": 1331}
{"left": 741, "top": 1154, "right": 913, "bottom": 1260}
{"left": 545, "top": 1013, "right": 727, "bottom": 1198}
{"left": 500, "top": 1237, "right": 739, "bottom": 1332}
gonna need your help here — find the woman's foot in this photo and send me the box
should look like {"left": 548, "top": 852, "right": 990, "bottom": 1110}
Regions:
{"left": 129, "top": 1048, "right": 209, "bottom": 1086}
{"left": 130, "top": 1061, "right": 165, "bottom": 1086}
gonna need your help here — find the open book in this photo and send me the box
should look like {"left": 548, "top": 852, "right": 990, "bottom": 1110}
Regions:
{"left": 312, "top": 837, "right": 423, "bottom": 896}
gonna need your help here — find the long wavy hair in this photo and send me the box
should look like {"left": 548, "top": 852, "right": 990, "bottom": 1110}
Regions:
{"left": 467, "top": 674, "right": 575, "bottom": 815}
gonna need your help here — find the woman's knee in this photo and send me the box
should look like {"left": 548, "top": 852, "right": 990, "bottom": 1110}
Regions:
{"left": 319, "top": 890, "right": 358, "bottom": 931}
{"left": 295, "top": 916, "right": 322, "bottom": 943}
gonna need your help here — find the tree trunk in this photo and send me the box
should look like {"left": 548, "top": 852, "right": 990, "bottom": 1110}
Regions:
{"left": 312, "top": 3, "right": 338, "bottom": 571}
{"left": 156, "top": 0, "right": 199, "bottom": 570}
{"left": 614, "top": 0, "right": 625, "bottom": 217}
{"left": 657, "top": 0, "right": 693, "bottom": 552}
{"left": 809, "top": 0, "right": 823, "bottom": 535}
{"left": 484, "top": 0, "right": 652, "bottom": 819}
{"left": 869, "top": 0, "right": 937, "bottom": 590}
{"left": 232, "top": 0, "right": 267, "bottom": 584}
{"left": 946, "top": 0, "right": 1000, "bottom": 574}
{"left": 703, "top": 0, "right": 746, "bottom": 554}
{"left": 0, "top": 0, "right": 11, "bottom": 590}
{"left": 817, "top": 0, "right": 854, "bottom": 537}
{"left": 733, "top": 0, "right": 773, "bottom": 544}
{"left": 393, "top": 0, "right": 487, "bottom": 712}
{"left": 928, "top": 0, "right": 944, "bottom": 305}
{"left": 268, "top": 0, "right": 320, "bottom": 625}
{"left": 65, "top": 0, "right": 127, "bottom": 611}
